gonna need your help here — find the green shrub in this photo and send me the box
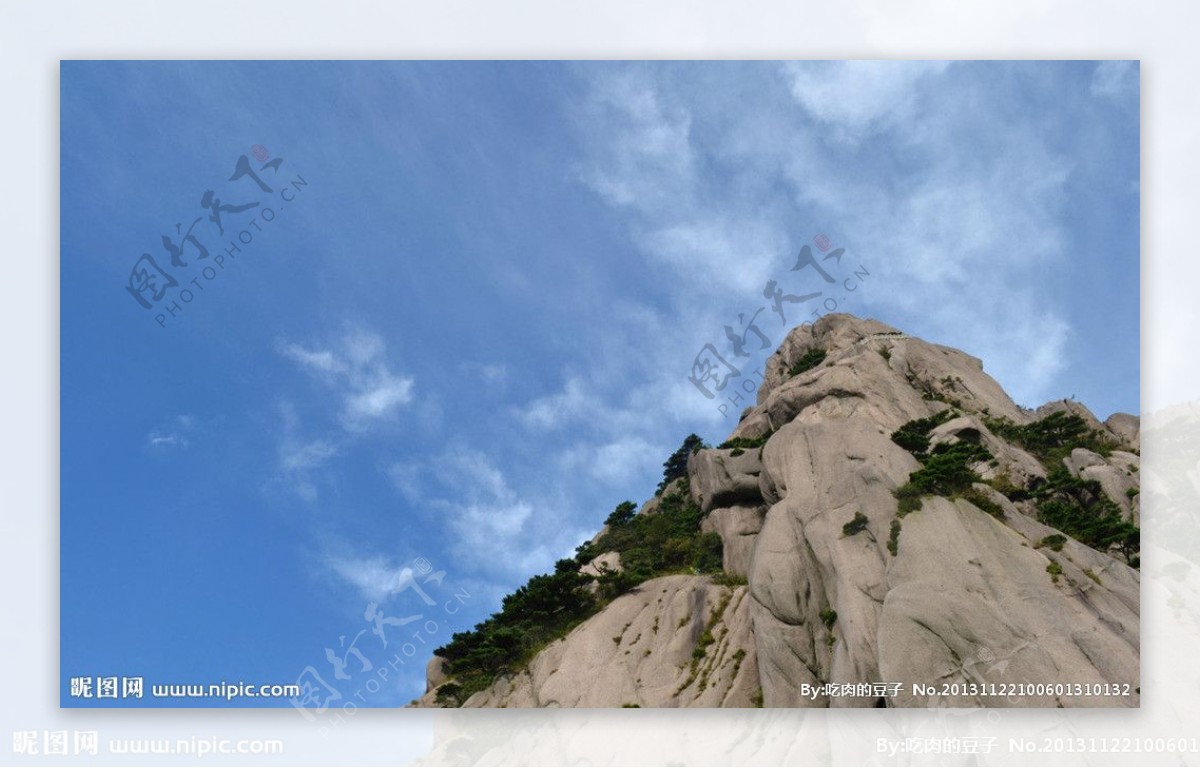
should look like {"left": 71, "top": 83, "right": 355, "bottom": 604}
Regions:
{"left": 729, "top": 447, "right": 745, "bottom": 457}
{"left": 984, "top": 411, "right": 1115, "bottom": 464}
{"left": 571, "top": 541, "right": 598, "bottom": 567}
{"left": 987, "top": 473, "right": 1031, "bottom": 501}
{"left": 718, "top": 433, "right": 773, "bottom": 451}
{"left": 890, "top": 410, "right": 956, "bottom": 456}
{"left": 959, "top": 486, "right": 1006, "bottom": 519}
{"left": 604, "top": 500, "right": 638, "bottom": 527}
{"left": 692, "top": 630, "right": 715, "bottom": 660}
{"left": 892, "top": 425, "right": 992, "bottom": 517}
{"left": 593, "top": 490, "right": 724, "bottom": 585}
{"left": 730, "top": 648, "right": 747, "bottom": 678}
{"left": 434, "top": 682, "right": 463, "bottom": 707}
{"left": 842, "top": 511, "right": 870, "bottom": 536}
{"left": 594, "top": 569, "right": 640, "bottom": 601}
{"left": 1046, "top": 560, "right": 1063, "bottom": 583}
{"left": 438, "top": 397, "right": 1090, "bottom": 707}
{"left": 877, "top": 346, "right": 892, "bottom": 361}
{"left": 676, "top": 590, "right": 733, "bottom": 696}
{"left": 691, "top": 532, "right": 725, "bottom": 574}
{"left": 912, "top": 442, "right": 993, "bottom": 495}
{"left": 887, "top": 519, "right": 901, "bottom": 556}
{"left": 435, "top": 563, "right": 598, "bottom": 703}
{"left": 1033, "top": 466, "right": 1139, "bottom": 565}
{"left": 656, "top": 434, "right": 707, "bottom": 494}
{"left": 789, "top": 348, "right": 827, "bottom": 376}
{"left": 894, "top": 484, "right": 923, "bottom": 517}
{"left": 1038, "top": 534, "right": 1067, "bottom": 552}
{"left": 710, "top": 571, "right": 748, "bottom": 587}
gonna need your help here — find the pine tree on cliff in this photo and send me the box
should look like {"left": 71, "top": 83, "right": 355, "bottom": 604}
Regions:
{"left": 656, "top": 433, "right": 707, "bottom": 494}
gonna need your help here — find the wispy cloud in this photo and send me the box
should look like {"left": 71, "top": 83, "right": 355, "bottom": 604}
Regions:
{"left": 386, "top": 448, "right": 589, "bottom": 581}
{"left": 576, "top": 67, "right": 696, "bottom": 211}
{"left": 145, "top": 414, "right": 196, "bottom": 452}
{"left": 280, "top": 439, "right": 337, "bottom": 473}
{"left": 1090, "top": 61, "right": 1138, "bottom": 100}
{"left": 518, "top": 376, "right": 597, "bottom": 431}
{"left": 323, "top": 553, "right": 417, "bottom": 603}
{"left": 559, "top": 435, "right": 662, "bottom": 488}
{"left": 778, "top": 62, "right": 1075, "bottom": 402}
{"left": 784, "top": 60, "right": 950, "bottom": 139}
{"left": 278, "top": 330, "right": 414, "bottom": 431}
{"left": 271, "top": 402, "right": 337, "bottom": 502}
{"left": 434, "top": 450, "right": 538, "bottom": 573}
{"left": 566, "top": 62, "right": 1084, "bottom": 411}
{"left": 383, "top": 460, "right": 423, "bottom": 503}
{"left": 480, "top": 364, "right": 508, "bottom": 384}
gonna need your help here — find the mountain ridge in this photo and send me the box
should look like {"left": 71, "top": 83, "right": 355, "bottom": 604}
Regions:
{"left": 415, "top": 313, "right": 1139, "bottom": 708}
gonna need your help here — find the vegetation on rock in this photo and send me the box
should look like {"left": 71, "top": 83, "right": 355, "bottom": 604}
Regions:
{"left": 656, "top": 433, "right": 707, "bottom": 494}
{"left": 893, "top": 440, "right": 993, "bottom": 516}
{"left": 1031, "top": 466, "right": 1139, "bottom": 565}
{"left": 890, "top": 410, "right": 955, "bottom": 456}
{"left": 435, "top": 559, "right": 598, "bottom": 703}
{"left": 983, "top": 411, "right": 1115, "bottom": 463}
{"left": 788, "top": 348, "right": 827, "bottom": 376}
{"left": 842, "top": 511, "right": 870, "bottom": 536}
{"left": 434, "top": 436, "right": 729, "bottom": 705}
{"left": 718, "top": 431, "right": 775, "bottom": 451}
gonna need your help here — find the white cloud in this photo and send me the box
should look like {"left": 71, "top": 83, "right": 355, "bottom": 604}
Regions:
{"left": 434, "top": 451, "right": 534, "bottom": 549}
{"left": 324, "top": 554, "right": 417, "bottom": 603}
{"left": 772, "top": 63, "right": 1078, "bottom": 405}
{"left": 384, "top": 461, "right": 423, "bottom": 503}
{"left": 145, "top": 413, "right": 197, "bottom": 451}
{"left": 1090, "top": 61, "right": 1138, "bottom": 100}
{"left": 480, "top": 364, "right": 508, "bottom": 384}
{"left": 277, "top": 330, "right": 414, "bottom": 431}
{"left": 278, "top": 342, "right": 345, "bottom": 374}
{"left": 560, "top": 61, "right": 1091, "bottom": 439}
{"left": 784, "top": 61, "right": 950, "bottom": 139}
{"left": 146, "top": 432, "right": 187, "bottom": 449}
{"left": 345, "top": 378, "right": 414, "bottom": 422}
{"left": 388, "top": 448, "right": 580, "bottom": 580}
{"left": 519, "top": 376, "right": 596, "bottom": 431}
{"left": 577, "top": 68, "right": 696, "bottom": 210}
{"left": 279, "top": 439, "right": 337, "bottom": 473}
{"left": 636, "top": 216, "right": 783, "bottom": 296}
{"left": 270, "top": 402, "right": 338, "bottom": 502}
{"left": 318, "top": 64, "right": 1123, "bottom": 616}
{"left": 574, "top": 69, "right": 783, "bottom": 300}
{"left": 559, "top": 435, "right": 663, "bottom": 488}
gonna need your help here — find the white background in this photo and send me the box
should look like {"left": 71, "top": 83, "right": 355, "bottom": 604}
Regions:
{"left": 2, "top": 1, "right": 1196, "bottom": 765}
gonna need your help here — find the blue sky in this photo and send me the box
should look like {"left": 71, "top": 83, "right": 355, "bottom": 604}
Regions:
{"left": 60, "top": 60, "right": 1138, "bottom": 709}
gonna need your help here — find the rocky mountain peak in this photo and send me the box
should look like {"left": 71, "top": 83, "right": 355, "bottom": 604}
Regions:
{"left": 416, "top": 314, "right": 1139, "bottom": 709}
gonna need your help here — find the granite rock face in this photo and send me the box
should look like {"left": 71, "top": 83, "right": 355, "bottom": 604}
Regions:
{"left": 419, "top": 314, "right": 1139, "bottom": 708}
{"left": 421, "top": 575, "right": 757, "bottom": 708}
